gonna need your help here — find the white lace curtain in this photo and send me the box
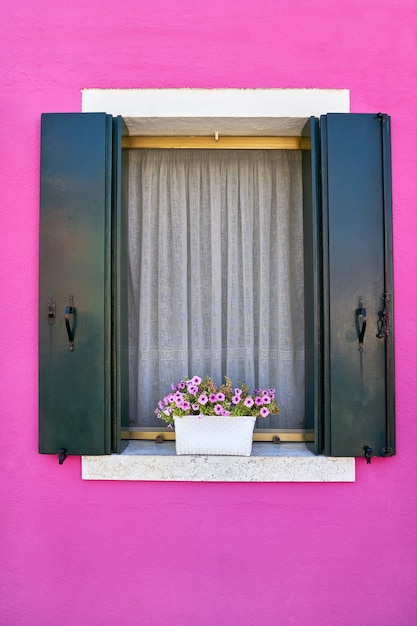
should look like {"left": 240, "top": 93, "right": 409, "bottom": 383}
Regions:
{"left": 127, "top": 149, "right": 305, "bottom": 429}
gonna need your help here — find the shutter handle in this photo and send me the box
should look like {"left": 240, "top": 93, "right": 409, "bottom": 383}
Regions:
{"left": 65, "top": 295, "right": 75, "bottom": 351}
{"left": 358, "top": 298, "right": 367, "bottom": 353}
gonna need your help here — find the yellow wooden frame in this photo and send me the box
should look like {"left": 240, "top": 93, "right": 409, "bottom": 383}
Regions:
{"left": 123, "top": 429, "right": 313, "bottom": 443}
{"left": 123, "top": 134, "right": 312, "bottom": 444}
{"left": 123, "top": 136, "right": 311, "bottom": 150}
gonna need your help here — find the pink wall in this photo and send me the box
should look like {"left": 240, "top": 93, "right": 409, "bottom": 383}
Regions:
{"left": 1, "top": 1, "right": 416, "bottom": 624}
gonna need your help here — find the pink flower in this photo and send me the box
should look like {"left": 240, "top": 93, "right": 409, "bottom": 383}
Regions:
{"left": 244, "top": 397, "right": 254, "bottom": 408}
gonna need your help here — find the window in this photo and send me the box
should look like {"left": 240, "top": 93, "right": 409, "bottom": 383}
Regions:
{"left": 126, "top": 146, "right": 304, "bottom": 434}
{"left": 39, "top": 90, "right": 395, "bottom": 469}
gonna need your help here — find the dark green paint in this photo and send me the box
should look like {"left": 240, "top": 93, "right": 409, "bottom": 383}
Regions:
{"left": 112, "top": 116, "right": 129, "bottom": 453}
{"left": 39, "top": 112, "right": 395, "bottom": 458}
{"left": 302, "top": 117, "right": 323, "bottom": 455}
{"left": 320, "top": 113, "right": 395, "bottom": 457}
{"left": 39, "top": 113, "right": 113, "bottom": 455}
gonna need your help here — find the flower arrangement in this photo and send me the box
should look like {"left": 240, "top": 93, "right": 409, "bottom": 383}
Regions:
{"left": 155, "top": 375, "right": 280, "bottom": 427}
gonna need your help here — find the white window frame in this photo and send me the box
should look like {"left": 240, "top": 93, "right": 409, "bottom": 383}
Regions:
{"left": 81, "top": 88, "right": 354, "bottom": 482}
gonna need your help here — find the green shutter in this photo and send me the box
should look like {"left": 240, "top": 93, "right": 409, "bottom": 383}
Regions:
{"left": 40, "top": 112, "right": 394, "bottom": 461}
{"left": 320, "top": 113, "right": 395, "bottom": 458}
{"left": 111, "top": 116, "right": 129, "bottom": 454}
{"left": 39, "top": 113, "right": 119, "bottom": 457}
{"left": 302, "top": 117, "right": 323, "bottom": 455}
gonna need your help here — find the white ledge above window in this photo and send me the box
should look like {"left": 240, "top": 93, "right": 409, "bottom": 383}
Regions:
{"left": 82, "top": 442, "right": 355, "bottom": 482}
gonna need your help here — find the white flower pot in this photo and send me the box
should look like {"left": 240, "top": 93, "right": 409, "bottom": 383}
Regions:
{"left": 173, "top": 415, "right": 256, "bottom": 456}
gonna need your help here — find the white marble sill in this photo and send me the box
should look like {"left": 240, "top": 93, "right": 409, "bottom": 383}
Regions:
{"left": 82, "top": 442, "right": 355, "bottom": 482}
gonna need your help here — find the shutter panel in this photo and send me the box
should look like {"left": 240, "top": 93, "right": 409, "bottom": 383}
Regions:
{"left": 321, "top": 113, "right": 395, "bottom": 458}
{"left": 111, "top": 115, "right": 129, "bottom": 453}
{"left": 39, "top": 113, "right": 117, "bottom": 457}
{"left": 302, "top": 117, "right": 323, "bottom": 455}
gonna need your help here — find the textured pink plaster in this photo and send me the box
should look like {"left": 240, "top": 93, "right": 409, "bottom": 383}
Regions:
{"left": 1, "top": 1, "right": 416, "bottom": 624}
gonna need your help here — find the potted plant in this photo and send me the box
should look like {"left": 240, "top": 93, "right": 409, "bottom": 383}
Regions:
{"left": 155, "top": 375, "right": 280, "bottom": 456}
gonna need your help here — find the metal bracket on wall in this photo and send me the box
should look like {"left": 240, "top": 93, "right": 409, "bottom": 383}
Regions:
{"left": 364, "top": 446, "right": 373, "bottom": 464}
{"left": 58, "top": 448, "right": 68, "bottom": 465}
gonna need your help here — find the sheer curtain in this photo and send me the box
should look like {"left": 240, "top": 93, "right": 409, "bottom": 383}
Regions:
{"left": 127, "top": 149, "right": 305, "bottom": 429}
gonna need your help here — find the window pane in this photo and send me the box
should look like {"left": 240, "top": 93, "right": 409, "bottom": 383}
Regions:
{"left": 127, "top": 149, "right": 304, "bottom": 430}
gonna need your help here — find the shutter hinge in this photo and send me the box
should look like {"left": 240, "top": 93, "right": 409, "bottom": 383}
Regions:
{"left": 377, "top": 293, "right": 391, "bottom": 340}
{"left": 47, "top": 298, "right": 56, "bottom": 325}
{"left": 382, "top": 447, "right": 394, "bottom": 457}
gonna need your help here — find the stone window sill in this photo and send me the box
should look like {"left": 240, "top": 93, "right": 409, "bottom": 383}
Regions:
{"left": 82, "top": 442, "right": 355, "bottom": 482}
